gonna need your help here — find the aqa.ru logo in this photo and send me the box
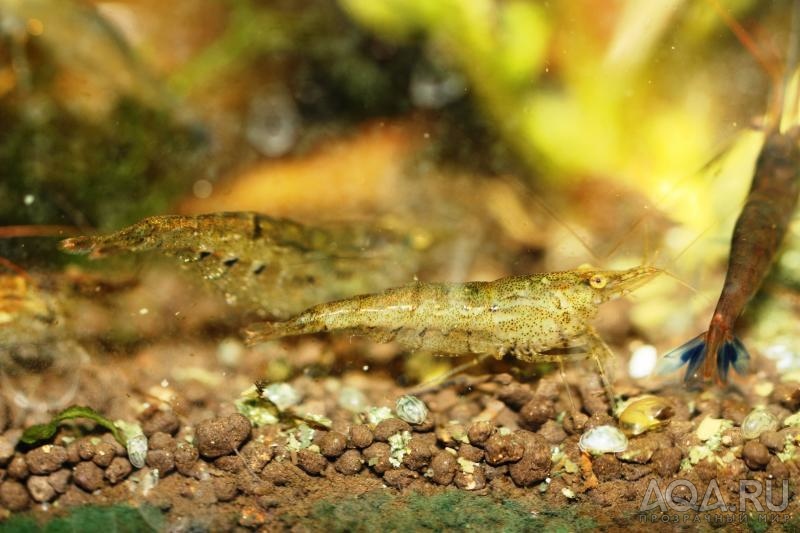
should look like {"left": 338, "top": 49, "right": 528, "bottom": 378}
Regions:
{"left": 639, "top": 479, "right": 789, "bottom": 513}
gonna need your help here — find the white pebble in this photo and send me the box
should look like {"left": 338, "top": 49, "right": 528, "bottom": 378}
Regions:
{"left": 628, "top": 344, "right": 657, "bottom": 379}
{"left": 578, "top": 425, "right": 628, "bottom": 454}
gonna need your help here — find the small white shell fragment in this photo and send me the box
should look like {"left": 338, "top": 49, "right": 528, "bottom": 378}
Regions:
{"left": 395, "top": 395, "right": 428, "bottom": 424}
{"left": 561, "top": 487, "right": 577, "bottom": 499}
{"left": 628, "top": 344, "right": 657, "bottom": 379}
{"left": 217, "top": 337, "right": 244, "bottom": 367}
{"left": 366, "top": 406, "right": 394, "bottom": 425}
{"left": 338, "top": 387, "right": 368, "bottom": 413}
{"left": 754, "top": 382, "right": 774, "bottom": 397}
{"left": 784, "top": 412, "right": 800, "bottom": 427}
{"left": 741, "top": 408, "right": 779, "bottom": 440}
{"left": 696, "top": 417, "right": 726, "bottom": 441}
{"left": 126, "top": 433, "right": 148, "bottom": 469}
{"left": 261, "top": 382, "right": 301, "bottom": 410}
{"left": 578, "top": 425, "right": 628, "bottom": 454}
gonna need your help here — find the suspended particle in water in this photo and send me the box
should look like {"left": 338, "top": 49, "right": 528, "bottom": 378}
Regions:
{"left": 410, "top": 59, "right": 467, "bottom": 109}
{"left": 0, "top": 340, "right": 89, "bottom": 412}
{"left": 245, "top": 90, "right": 300, "bottom": 157}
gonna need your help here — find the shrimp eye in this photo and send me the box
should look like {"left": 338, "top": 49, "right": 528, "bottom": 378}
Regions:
{"left": 589, "top": 274, "right": 608, "bottom": 289}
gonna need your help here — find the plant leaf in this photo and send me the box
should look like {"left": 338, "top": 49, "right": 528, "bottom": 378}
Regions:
{"left": 21, "top": 405, "right": 127, "bottom": 446}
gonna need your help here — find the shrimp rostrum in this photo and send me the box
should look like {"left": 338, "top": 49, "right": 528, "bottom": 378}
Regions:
{"left": 245, "top": 265, "right": 661, "bottom": 406}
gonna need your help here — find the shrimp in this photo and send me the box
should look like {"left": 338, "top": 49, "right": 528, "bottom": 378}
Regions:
{"left": 245, "top": 265, "right": 662, "bottom": 406}
{"left": 658, "top": 2, "right": 800, "bottom": 386}
{"left": 59, "top": 212, "right": 423, "bottom": 318}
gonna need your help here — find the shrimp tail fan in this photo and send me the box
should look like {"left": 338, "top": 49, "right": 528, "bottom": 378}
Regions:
{"left": 656, "top": 333, "right": 750, "bottom": 387}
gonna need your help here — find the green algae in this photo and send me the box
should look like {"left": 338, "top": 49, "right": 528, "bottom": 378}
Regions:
{"left": 291, "top": 489, "right": 596, "bottom": 532}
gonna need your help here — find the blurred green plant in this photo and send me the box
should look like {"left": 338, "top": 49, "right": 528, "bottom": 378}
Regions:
{"left": 0, "top": 504, "right": 164, "bottom": 533}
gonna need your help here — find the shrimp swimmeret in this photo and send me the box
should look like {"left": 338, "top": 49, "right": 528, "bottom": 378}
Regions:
{"left": 245, "top": 265, "right": 662, "bottom": 406}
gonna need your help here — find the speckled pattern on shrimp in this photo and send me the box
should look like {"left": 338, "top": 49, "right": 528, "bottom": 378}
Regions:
{"left": 245, "top": 265, "right": 661, "bottom": 363}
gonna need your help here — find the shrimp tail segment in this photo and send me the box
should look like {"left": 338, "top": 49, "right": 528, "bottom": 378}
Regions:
{"left": 656, "top": 332, "right": 750, "bottom": 387}
{"left": 243, "top": 319, "right": 311, "bottom": 346}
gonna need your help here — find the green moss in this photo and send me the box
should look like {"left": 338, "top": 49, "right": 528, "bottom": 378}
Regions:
{"left": 0, "top": 98, "right": 204, "bottom": 229}
{"left": 291, "top": 489, "right": 596, "bottom": 532}
{"left": 0, "top": 504, "right": 163, "bottom": 533}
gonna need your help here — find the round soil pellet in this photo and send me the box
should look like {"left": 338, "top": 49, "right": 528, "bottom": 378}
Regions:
{"left": 214, "top": 455, "right": 241, "bottom": 473}
{"left": 349, "top": 425, "right": 374, "bottom": 449}
{"left": 430, "top": 451, "right": 457, "bottom": 485}
{"left": 91, "top": 442, "right": 116, "bottom": 468}
{"left": 412, "top": 415, "right": 435, "bottom": 432}
{"left": 105, "top": 457, "right": 132, "bottom": 484}
{"left": 76, "top": 438, "right": 95, "bottom": 461}
{"left": 760, "top": 430, "right": 785, "bottom": 452}
{"left": 508, "top": 431, "right": 551, "bottom": 487}
{"left": 382, "top": 468, "right": 417, "bottom": 489}
{"left": 373, "top": 419, "right": 412, "bottom": 442}
{"left": 0, "top": 435, "right": 15, "bottom": 465}
{"left": 742, "top": 440, "right": 770, "bottom": 470}
{"left": 458, "top": 443, "right": 484, "bottom": 463}
{"left": 651, "top": 447, "right": 682, "bottom": 477}
{"left": 767, "top": 456, "right": 790, "bottom": 481}
{"left": 772, "top": 382, "right": 800, "bottom": 411}
{"left": 562, "top": 412, "right": 589, "bottom": 434}
{"left": 241, "top": 440, "right": 273, "bottom": 471}
{"left": 195, "top": 414, "right": 251, "bottom": 458}
{"left": 47, "top": 469, "right": 71, "bottom": 494}
{"left": 100, "top": 434, "right": 126, "bottom": 456}
{"left": 27, "top": 475, "right": 55, "bottom": 503}
{"left": 74, "top": 461, "right": 105, "bottom": 492}
{"left": 362, "top": 442, "right": 392, "bottom": 474}
{"left": 318, "top": 431, "right": 347, "bottom": 458}
{"left": 213, "top": 475, "right": 239, "bottom": 502}
{"left": 148, "top": 432, "right": 176, "bottom": 451}
{"left": 467, "top": 421, "right": 494, "bottom": 446}
{"left": 591, "top": 454, "right": 622, "bottom": 482}
{"left": 142, "top": 410, "right": 181, "bottom": 437}
{"left": 296, "top": 449, "right": 327, "bottom": 476}
{"left": 175, "top": 442, "right": 199, "bottom": 476}
{"left": 484, "top": 433, "right": 524, "bottom": 465}
{"left": 334, "top": 450, "right": 363, "bottom": 475}
{"left": 0, "top": 480, "right": 30, "bottom": 511}
{"left": 538, "top": 420, "right": 567, "bottom": 445}
{"left": 520, "top": 398, "right": 555, "bottom": 429}
{"left": 497, "top": 383, "right": 534, "bottom": 410}
{"left": 403, "top": 437, "right": 433, "bottom": 471}
{"left": 146, "top": 449, "right": 176, "bottom": 474}
{"left": 8, "top": 455, "right": 29, "bottom": 480}
{"left": 455, "top": 467, "right": 487, "bottom": 491}
{"left": 26, "top": 445, "right": 68, "bottom": 475}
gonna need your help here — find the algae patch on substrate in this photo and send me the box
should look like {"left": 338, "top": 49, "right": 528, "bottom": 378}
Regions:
{"left": 289, "top": 489, "right": 596, "bottom": 532}
{"left": 0, "top": 504, "right": 164, "bottom": 533}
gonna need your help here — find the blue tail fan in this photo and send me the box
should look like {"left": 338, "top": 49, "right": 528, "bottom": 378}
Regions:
{"left": 656, "top": 332, "right": 750, "bottom": 385}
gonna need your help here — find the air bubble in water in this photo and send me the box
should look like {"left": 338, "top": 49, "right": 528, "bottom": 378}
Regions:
{"left": 0, "top": 339, "right": 89, "bottom": 412}
{"left": 245, "top": 90, "right": 300, "bottom": 157}
{"left": 410, "top": 61, "right": 466, "bottom": 109}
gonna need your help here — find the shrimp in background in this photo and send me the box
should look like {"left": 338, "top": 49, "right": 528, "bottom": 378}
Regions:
{"left": 659, "top": 1, "right": 800, "bottom": 386}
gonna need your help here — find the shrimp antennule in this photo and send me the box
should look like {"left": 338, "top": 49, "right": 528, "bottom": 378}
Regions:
{"left": 656, "top": 332, "right": 750, "bottom": 387}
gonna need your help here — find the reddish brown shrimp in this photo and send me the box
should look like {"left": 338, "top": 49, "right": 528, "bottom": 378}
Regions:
{"left": 659, "top": 3, "right": 800, "bottom": 386}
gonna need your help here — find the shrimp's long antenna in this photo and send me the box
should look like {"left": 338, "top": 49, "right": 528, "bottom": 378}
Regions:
{"left": 0, "top": 225, "right": 83, "bottom": 238}
{"left": 780, "top": 0, "right": 800, "bottom": 132}
{"left": 519, "top": 180, "right": 603, "bottom": 265}
{"left": 706, "top": 0, "right": 782, "bottom": 89}
{"left": 0, "top": 257, "right": 31, "bottom": 280}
